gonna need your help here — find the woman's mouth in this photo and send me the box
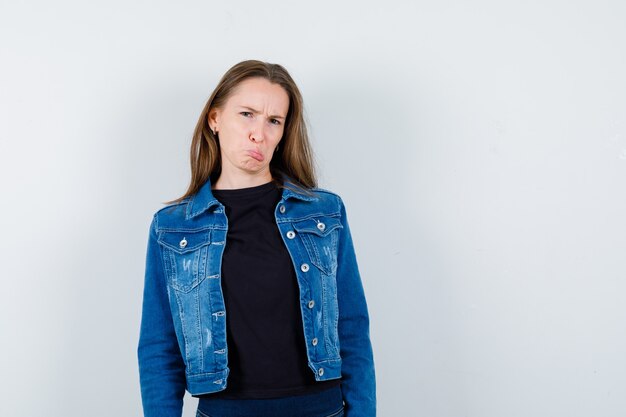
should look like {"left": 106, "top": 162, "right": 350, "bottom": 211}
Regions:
{"left": 246, "top": 149, "right": 264, "bottom": 162}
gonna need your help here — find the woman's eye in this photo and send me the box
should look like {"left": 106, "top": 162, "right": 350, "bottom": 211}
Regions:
{"left": 240, "top": 111, "right": 252, "bottom": 117}
{"left": 270, "top": 119, "right": 281, "bottom": 125}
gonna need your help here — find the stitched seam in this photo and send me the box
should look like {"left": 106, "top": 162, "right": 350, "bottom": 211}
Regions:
{"left": 196, "top": 408, "right": 212, "bottom": 417}
{"left": 173, "top": 284, "right": 192, "bottom": 372}
{"left": 276, "top": 212, "right": 341, "bottom": 223}
{"left": 160, "top": 225, "right": 225, "bottom": 232}
{"left": 324, "top": 405, "right": 345, "bottom": 417}
{"left": 322, "top": 271, "right": 330, "bottom": 354}
{"left": 186, "top": 369, "right": 228, "bottom": 378}
{"left": 194, "top": 280, "right": 203, "bottom": 371}
{"left": 310, "top": 357, "right": 342, "bottom": 365}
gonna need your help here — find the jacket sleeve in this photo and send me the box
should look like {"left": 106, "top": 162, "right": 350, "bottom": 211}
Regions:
{"left": 137, "top": 214, "right": 186, "bottom": 417}
{"left": 336, "top": 197, "right": 376, "bottom": 416}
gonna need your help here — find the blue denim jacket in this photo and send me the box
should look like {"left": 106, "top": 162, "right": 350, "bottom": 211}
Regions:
{"left": 137, "top": 178, "right": 376, "bottom": 417}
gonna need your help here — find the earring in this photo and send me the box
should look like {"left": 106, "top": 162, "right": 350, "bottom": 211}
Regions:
{"left": 274, "top": 144, "right": 280, "bottom": 153}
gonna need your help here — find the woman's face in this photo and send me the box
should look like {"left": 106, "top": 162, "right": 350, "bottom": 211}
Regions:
{"left": 209, "top": 77, "right": 290, "bottom": 182}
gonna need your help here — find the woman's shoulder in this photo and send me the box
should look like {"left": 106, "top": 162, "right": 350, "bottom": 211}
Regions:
{"left": 294, "top": 186, "right": 349, "bottom": 218}
{"left": 154, "top": 198, "right": 190, "bottom": 215}
{"left": 149, "top": 198, "right": 194, "bottom": 229}
{"left": 309, "top": 187, "right": 346, "bottom": 206}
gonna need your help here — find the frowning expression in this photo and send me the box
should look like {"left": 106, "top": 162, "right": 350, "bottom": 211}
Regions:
{"left": 208, "top": 77, "right": 290, "bottom": 178}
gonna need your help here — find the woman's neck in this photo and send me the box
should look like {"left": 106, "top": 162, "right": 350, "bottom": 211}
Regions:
{"left": 213, "top": 170, "right": 273, "bottom": 190}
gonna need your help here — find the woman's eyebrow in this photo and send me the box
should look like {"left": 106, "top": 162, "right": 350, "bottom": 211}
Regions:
{"left": 239, "top": 105, "right": 285, "bottom": 120}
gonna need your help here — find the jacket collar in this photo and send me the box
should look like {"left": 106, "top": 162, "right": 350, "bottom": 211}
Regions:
{"left": 185, "top": 176, "right": 317, "bottom": 220}
{"left": 185, "top": 178, "right": 220, "bottom": 220}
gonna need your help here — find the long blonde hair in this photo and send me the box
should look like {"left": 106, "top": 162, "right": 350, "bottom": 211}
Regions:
{"left": 166, "top": 60, "right": 317, "bottom": 204}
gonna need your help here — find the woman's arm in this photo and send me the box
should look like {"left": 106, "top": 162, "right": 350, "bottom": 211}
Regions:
{"left": 137, "top": 214, "right": 186, "bottom": 417}
{"left": 335, "top": 197, "right": 377, "bottom": 416}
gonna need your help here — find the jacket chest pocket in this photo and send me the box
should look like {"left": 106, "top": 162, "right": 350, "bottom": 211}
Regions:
{"left": 292, "top": 217, "right": 343, "bottom": 275}
{"left": 157, "top": 229, "right": 212, "bottom": 293}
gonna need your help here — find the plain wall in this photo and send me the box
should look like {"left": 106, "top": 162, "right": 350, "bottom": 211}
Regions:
{"left": 1, "top": 1, "right": 625, "bottom": 416}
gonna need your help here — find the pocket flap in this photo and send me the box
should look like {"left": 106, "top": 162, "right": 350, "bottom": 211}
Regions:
{"left": 157, "top": 229, "right": 211, "bottom": 254}
{"left": 292, "top": 217, "right": 342, "bottom": 237}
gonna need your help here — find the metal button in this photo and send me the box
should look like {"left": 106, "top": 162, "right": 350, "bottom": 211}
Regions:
{"left": 286, "top": 230, "right": 296, "bottom": 239}
{"left": 308, "top": 300, "right": 315, "bottom": 308}
{"left": 312, "top": 337, "right": 318, "bottom": 346}
{"left": 179, "top": 238, "right": 187, "bottom": 248}
{"left": 279, "top": 205, "right": 286, "bottom": 213}
{"left": 317, "top": 222, "right": 326, "bottom": 231}
{"left": 301, "top": 263, "right": 310, "bottom": 272}
{"left": 318, "top": 368, "right": 324, "bottom": 376}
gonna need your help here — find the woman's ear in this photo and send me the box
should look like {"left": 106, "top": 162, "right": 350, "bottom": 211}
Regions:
{"left": 208, "top": 108, "right": 219, "bottom": 133}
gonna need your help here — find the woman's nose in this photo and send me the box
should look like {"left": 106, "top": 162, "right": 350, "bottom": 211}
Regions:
{"left": 249, "top": 123, "right": 266, "bottom": 143}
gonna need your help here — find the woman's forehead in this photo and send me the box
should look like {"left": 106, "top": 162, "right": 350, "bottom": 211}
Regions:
{"left": 227, "top": 78, "right": 289, "bottom": 112}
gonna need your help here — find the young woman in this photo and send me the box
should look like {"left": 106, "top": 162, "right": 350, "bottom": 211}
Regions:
{"left": 137, "top": 60, "right": 375, "bottom": 417}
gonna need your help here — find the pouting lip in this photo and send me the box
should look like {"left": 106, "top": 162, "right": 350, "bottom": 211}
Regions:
{"left": 246, "top": 149, "right": 264, "bottom": 161}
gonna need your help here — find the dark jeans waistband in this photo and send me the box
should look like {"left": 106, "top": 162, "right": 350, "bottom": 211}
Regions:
{"left": 197, "top": 384, "right": 343, "bottom": 417}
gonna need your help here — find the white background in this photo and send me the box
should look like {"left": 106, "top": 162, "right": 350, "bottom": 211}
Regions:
{"left": 1, "top": 1, "right": 625, "bottom": 416}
